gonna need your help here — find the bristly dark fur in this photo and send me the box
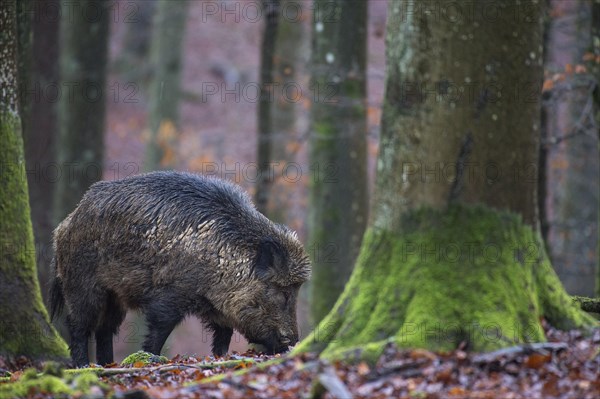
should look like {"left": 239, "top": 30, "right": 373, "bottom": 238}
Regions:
{"left": 52, "top": 171, "right": 311, "bottom": 366}
{"left": 49, "top": 257, "right": 65, "bottom": 321}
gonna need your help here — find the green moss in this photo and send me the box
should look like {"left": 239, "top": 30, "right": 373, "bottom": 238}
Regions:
{"left": 0, "top": 368, "right": 107, "bottom": 399}
{"left": 42, "top": 361, "right": 64, "bottom": 377}
{"left": 0, "top": 369, "right": 71, "bottom": 399}
{"left": 297, "top": 205, "right": 597, "bottom": 361}
{"left": 72, "top": 372, "right": 105, "bottom": 391}
{"left": 0, "top": 111, "right": 70, "bottom": 359}
{"left": 0, "top": 375, "right": 71, "bottom": 399}
{"left": 120, "top": 350, "right": 168, "bottom": 366}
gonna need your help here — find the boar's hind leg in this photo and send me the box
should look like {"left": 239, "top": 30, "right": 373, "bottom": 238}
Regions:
{"left": 142, "top": 298, "right": 184, "bottom": 355}
{"left": 210, "top": 323, "right": 233, "bottom": 357}
{"left": 67, "top": 314, "right": 90, "bottom": 367}
{"left": 66, "top": 285, "right": 106, "bottom": 367}
{"left": 95, "top": 294, "right": 125, "bottom": 365}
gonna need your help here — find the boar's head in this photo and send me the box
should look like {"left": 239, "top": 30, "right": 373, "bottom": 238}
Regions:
{"left": 234, "top": 232, "right": 310, "bottom": 354}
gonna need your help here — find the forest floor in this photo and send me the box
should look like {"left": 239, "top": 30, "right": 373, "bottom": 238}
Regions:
{"left": 0, "top": 323, "right": 599, "bottom": 399}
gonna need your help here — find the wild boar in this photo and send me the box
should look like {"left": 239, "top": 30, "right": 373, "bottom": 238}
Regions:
{"left": 50, "top": 171, "right": 311, "bottom": 366}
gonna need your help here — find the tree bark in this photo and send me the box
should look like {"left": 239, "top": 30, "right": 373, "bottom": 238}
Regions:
{"left": 144, "top": 0, "right": 189, "bottom": 171}
{"left": 542, "top": 0, "right": 598, "bottom": 297}
{"left": 53, "top": 0, "right": 110, "bottom": 224}
{"left": 308, "top": 0, "right": 369, "bottom": 325}
{"left": 0, "top": 0, "right": 69, "bottom": 359}
{"left": 16, "top": 0, "right": 32, "bottom": 135}
{"left": 297, "top": 0, "right": 595, "bottom": 360}
{"left": 23, "top": 0, "right": 60, "bottom": 299}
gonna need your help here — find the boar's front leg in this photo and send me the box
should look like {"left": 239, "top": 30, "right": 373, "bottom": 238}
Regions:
{"left": 142, "top": 297, "right": 184, "bottom": 355}
{"left": 210, "top": 323, "right": 233, "bottom": 357}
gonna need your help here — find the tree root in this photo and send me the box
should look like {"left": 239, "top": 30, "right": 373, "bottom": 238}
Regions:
{"left": 572, "top": 296, "right": 600, "bottom": 314}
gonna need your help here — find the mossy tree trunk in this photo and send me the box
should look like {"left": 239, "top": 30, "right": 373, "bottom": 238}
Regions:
{"left": 144, "top": 0, "right": 189, "bottom": 171}
{"left": 23, "top": 0, "right": 60, "bottom": 299}
{"left": 0, "top": 0, "right": 69, "bottom": 360}
{"left": 308, "top": 0, "right": 369, "bottom": 325}
{"left": 297, "top": 0, "right": 596, "bottom": 360}
{"left": 541, "top": 0, "right": 598, "bottom": 297}
{"left": 16, "top": 0, "right": 32, "bottom": 136}
{"left": 54, "top": 0, "right": 110, "bottom": 223}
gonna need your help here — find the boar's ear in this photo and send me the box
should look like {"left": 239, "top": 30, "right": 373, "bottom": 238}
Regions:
{"left": 254, "top": 238, "right": 288, "bottom": 280}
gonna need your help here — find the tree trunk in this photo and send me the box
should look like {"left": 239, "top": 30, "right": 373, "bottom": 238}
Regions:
{"left": 542, "top": 0, "right": 598, "bottom": 297}
{"left": 16, "top": 0, "right": 32, "bottom": 135}
{"left": 0, "top": 0, "right": 69, "bottom": 360}
{"left": 255, "top": 0, "right": 280, "bottom": 214}
{"left": 53, "top": 0, "right": 110, "bottom": 223}
{"left": 23, "top": 0, "right": 60, "bottom": 299}
{"left": 297, "top": 0, "right": 595, "bottom": 360}
{"left": 308, "top": 0, "right": 369, "bottom": 324}
{"left": 144, "top": 0, "right": 189, "bottom": 171}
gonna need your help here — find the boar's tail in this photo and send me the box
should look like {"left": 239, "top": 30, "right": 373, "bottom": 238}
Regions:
{"left": 49, "top": 257, "right": 65, "bottom": 320}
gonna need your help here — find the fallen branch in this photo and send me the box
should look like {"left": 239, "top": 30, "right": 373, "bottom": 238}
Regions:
{"left": 572, "top": 296, "right": 600, "bottom": 313}
{"left": 472, "top": 342, "right": 568, "bottom": 365}
{"left": 369, "top": 358, "right": 430, "bottom": 381}
{"left": 310, "top": 366, "right": 353, "bottom": 399}
{"left": 64, "top": 358, "right": 256, "bottom": 377}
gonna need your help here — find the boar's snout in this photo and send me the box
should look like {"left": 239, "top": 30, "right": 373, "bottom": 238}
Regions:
{"left": 253, "top": 329, "right": 298, "bottom": 355}
{"left": 278, "top": 329, "right": 298, "bottom": 348}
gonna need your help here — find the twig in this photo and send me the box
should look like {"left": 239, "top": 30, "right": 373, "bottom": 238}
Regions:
{"left": 542, "top": 79, "right": 598, "bottom": 147}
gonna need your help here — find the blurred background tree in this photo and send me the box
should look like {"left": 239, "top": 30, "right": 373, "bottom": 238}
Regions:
{"left": 308, "top": 0, "right": 369, "bottom": 325}
{"left": 144, "top": 0, "right": 189, "bottom": 170}
{"left": 53, "top": 0, "right": 110, "bottom": 224}
{"left": 264, "top": 0, "right": 307, "bottom": 224}
{"left": 256, "top": 0, "right": 280, "bottom": 214}
{"left": 22, "top": 0, "right": 61, "bottom": 298}
{"left": 115, "top": 0, "right": 155, "bottom": 87}
{"left": 540, "top": 0, "right": 599, "bottom": 297}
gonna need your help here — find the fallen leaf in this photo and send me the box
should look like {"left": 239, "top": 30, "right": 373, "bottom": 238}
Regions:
{"left": 357, "top": 361, "right": 370, "bottom": 376}
{"left": 525, "top": 353, "right": 551, "bottom": 369}
{"left": 448, "top": 386, "right": 467, "bottom": 396}
{"left": 565, "top": 63, "right": 574, "bottom": 74}
{"left": 542, "top": 79, "right": 554, "bottom": 92}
